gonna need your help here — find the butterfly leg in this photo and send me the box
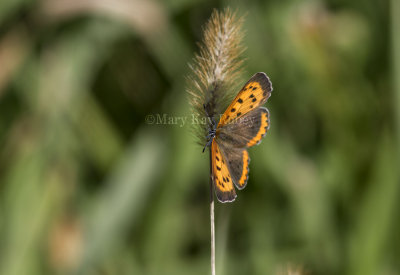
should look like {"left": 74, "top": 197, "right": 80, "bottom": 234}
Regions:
{"left": 202, "top": 129, "right": 216, "bottom": 153}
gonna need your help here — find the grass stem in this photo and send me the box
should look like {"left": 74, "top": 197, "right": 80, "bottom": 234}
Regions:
{"left": 209, "top": 148, "right": 216, "bottom": 275}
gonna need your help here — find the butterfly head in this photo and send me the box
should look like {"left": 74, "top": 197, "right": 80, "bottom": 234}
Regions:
{"left": 202, "top": 104, "right": 217, "bottom": 153}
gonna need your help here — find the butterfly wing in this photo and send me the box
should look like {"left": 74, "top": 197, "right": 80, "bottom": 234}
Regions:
{"left": 217, "top": 107, "right": 270, "bottom": 148}
{"left": 217, "top": 144, "right": 250, "bottom": 190}
{"left": 211, "top": 140, "right": 237, "bottom": 202}
{"left": 211, "top": 72, "right": 272, "bottom": 201}
{"left": 215, "top": 107, "right": 269, "bottom": 191}
{"left": 218, "top": 72, "right": 272, "bottom": 127}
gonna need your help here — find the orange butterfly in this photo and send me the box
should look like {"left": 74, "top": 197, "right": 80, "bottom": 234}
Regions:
{"left": 204, "top": 72, "right": 273, "bottom": 202}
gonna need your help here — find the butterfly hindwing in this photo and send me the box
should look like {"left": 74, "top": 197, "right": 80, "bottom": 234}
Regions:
{"left": 218, "top": 72, "right": 272, "bottom": 127}
{"left": 211, "top": 140, "right": 237, "bottom": 202}
{"left": 217, "top": 107, "right": 270, "bottom": 148}
{"left": 217, "top": 144, "right": 250, "bottom": 190}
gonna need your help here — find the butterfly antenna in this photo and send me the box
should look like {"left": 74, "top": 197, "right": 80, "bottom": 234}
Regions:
{"left": 202, "top": 128, "right": 216, "bottom": 153}
{"left": 202, "top": 138, "right": 212, "bottom": 153}
{"left": 202, "top": 143, "right": 208, "bottom": 153}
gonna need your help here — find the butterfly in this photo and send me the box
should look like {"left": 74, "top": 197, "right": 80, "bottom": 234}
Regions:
{"left": 204, "top": 72, "right": 273, "bottom": 203}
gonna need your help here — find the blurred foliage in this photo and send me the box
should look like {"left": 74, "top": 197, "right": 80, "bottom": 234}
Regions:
{"left": 0, "top": 0, "right": 398, "bottom": 275}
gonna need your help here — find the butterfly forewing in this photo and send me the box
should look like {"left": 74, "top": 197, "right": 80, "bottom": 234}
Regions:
{"left": 211, "top": 140, "right": 237, "bottom": 202}
{"left": 218, "top": 72, "right": 272, "bottom": 127}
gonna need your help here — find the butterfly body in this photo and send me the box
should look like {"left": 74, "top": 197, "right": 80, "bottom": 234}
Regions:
{"left": 207, "top": 72, "right": 273, "bottom": 203}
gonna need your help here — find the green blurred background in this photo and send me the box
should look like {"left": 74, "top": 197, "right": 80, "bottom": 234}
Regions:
{"left": 0, "top": 0, "right": 398, "bottom": 274}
